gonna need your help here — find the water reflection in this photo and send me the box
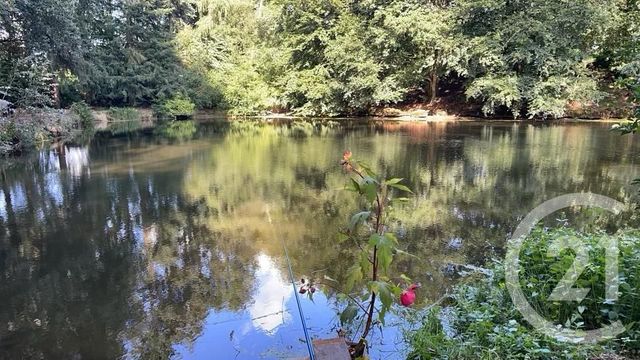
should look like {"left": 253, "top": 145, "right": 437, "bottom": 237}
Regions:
{"left": 0, "top": 120, "right": 638, "bottom": 359}
{"left": 249, "top": 254, "right": 292, "bottom": 334}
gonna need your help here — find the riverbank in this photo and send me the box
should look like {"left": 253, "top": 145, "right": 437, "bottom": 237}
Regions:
{"left": 0, "top": 105, "right": 629, "bottom": 157}
{"left": 408, "top": 226, "right": 640, "bottom": 360}
{"left": 0, "top": 106, "right": 94, "bottom": 156}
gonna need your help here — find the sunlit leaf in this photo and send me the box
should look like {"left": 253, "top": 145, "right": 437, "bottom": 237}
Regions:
{"left": 384, "top": 178, "right": 404, "bottom": 185}
{"left": 400, "top": 274, "right": 412, "bottom": 283}
{"left": 389, "top": 183, "right": 413, "bottom": 193}
{"left": 357, "top": 162, "right": 377, "bottom": 178}
{"left": 346, "top": 264, "right": 363, "bottom": 292}
{"left": 359, "top": 252, "right": 372, "bottom": 274}
{"left": 384, "top": 232, "right": 399, "bottom": 245}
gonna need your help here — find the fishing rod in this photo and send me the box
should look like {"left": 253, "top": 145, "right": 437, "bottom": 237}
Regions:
{"left": 266, "top": 206, "right": 316, "bottom": 360}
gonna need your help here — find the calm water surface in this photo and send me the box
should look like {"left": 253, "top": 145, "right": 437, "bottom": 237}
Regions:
{"left": 0, "top": 120, "right": 638, "bottom": 359}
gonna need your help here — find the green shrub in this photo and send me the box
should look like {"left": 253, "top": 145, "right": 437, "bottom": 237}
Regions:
{"left": 70, "top": 101, "right": 95, "bottom": 132}
{"left": 408, "top": 227, "right": 640, "bottom": 359}
{"left": 106, "top": 107, "right": 142, "bottom": 135}
{"left": 207, "top": 50, "right": 284, "bottom": 116}
{"left": 0, "top": 108, "right": 84, "bottom": 155}
{"left": 59, "top": 70, "right": 83, "bottom": 108}
{"left": 0, "top": 120, "right": 17, "bottom": 154}
{"left": 108, "top": 107, "right": 140, "bottom": 122}
{"left": 157, "top": 94, "right": 196, "bottom": 118}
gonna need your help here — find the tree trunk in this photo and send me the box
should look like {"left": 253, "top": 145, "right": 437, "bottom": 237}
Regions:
{"left": 52, "top": 79, "right": 61, "bottom": 108}
{"left": 429, "top": 71, "right": 438, "bottom": 104}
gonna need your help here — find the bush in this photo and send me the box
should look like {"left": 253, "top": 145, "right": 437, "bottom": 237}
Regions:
{"left": 209, "top": 60, "right": 277, "bottom": 116}
{"left": 59, "top": 70, "right": 83, "bottom": 108}
{"left": 408, "top": 227, "right": 640, "bottom": 359}
{"left": 105, "top": 107, "right": 142, "bottom": 135}
{"left": 70, "top": 101, "right": 95, "bottom": 132}
{"left": 0, "top": 108, "right": 86, "bottom": 155}
{"left": 156, "top": 94, "right": 196, "bottom": 118}
{"left": 108, "top": 107, "right": 140, "bottom": 122}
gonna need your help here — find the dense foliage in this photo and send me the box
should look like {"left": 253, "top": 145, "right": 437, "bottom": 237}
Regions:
{"left": 408, "top": 227, "right": 640, "bottom": 359}
{"left": 0, "top": 107, "right": 95, "bottom": 154}
{"left": 1, "top": 0, "right": 639, "bottom": 117}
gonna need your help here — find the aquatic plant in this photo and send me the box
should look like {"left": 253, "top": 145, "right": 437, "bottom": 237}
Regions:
{"left": 156, "top": 94, "right": 196, "bottom": 119}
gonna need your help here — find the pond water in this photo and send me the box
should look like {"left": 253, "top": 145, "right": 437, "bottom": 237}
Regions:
{"left": 0, "top": 119, "right": 639, "bottom": 359}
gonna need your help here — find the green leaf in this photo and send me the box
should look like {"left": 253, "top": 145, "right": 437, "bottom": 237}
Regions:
{"left": 345, "top": 264, "right": 363, "bottom": 292}
{"left": 389, "top": 183, "right": 413, "bottom": 193}
{"left": 368, "top": 234, "right": 384, "bottom": 247}
{"left": 368, "top": 233, "right": 398, "bottom": 247}
{"left": 357, "top": 161, "right": 377, "bottom": 177}
{"left": 361, "top": 176, "right": 378, "bottom": 203}
{"left": 400, "top": 274, "right": 412, "bottom": 283}
{"left": 340, "top": 304, "right": 359, "bottom": 325}
{"left": 378, "top": 305, "right": 387, "bottom": 326}
{"left": 369, "top": 233, "right": 397, "bottom": 274}
{"left": 349, "top": 211, "right": 371, "bottom": 231}
{"left": 362, "top": 183, "right": 377, "bottom": 203}
{"left": 337, "top": 232, "right": 349, "bottom": 243}
{"left": 350, "top": 178, "right": 361, "bottom": 193}
{"left": 384, "top": 232, "right": 399, "bottom": 245}
{"left": 377, "top": 245, "right": 393, "bottom": 274}
{"left": 359, "top": 252, "right": 372, "bottom": 274}
{"left": 370, "top": 281, "right": 394, "bottom": 309}
{"left": 384, "top": 178, "right": 404, "bottom": 185}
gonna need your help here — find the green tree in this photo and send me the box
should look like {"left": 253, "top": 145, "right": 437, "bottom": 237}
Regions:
{"left": 380, "top": 0, "right": 463, "bottom": 103}
{"left": 456, "top": 0, "right": 619, "bottom": 118}
{"left": 276, "top": 0, "right": 403, "bottom": 115}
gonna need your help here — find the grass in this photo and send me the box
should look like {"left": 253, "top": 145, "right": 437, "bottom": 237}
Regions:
{"left": 106, "top": 107, "right": 142, "bottom": 135}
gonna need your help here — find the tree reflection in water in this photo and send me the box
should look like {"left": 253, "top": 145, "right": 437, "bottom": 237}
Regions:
{"left": 0, "top": 120, "right": 638, "bottom": 359}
